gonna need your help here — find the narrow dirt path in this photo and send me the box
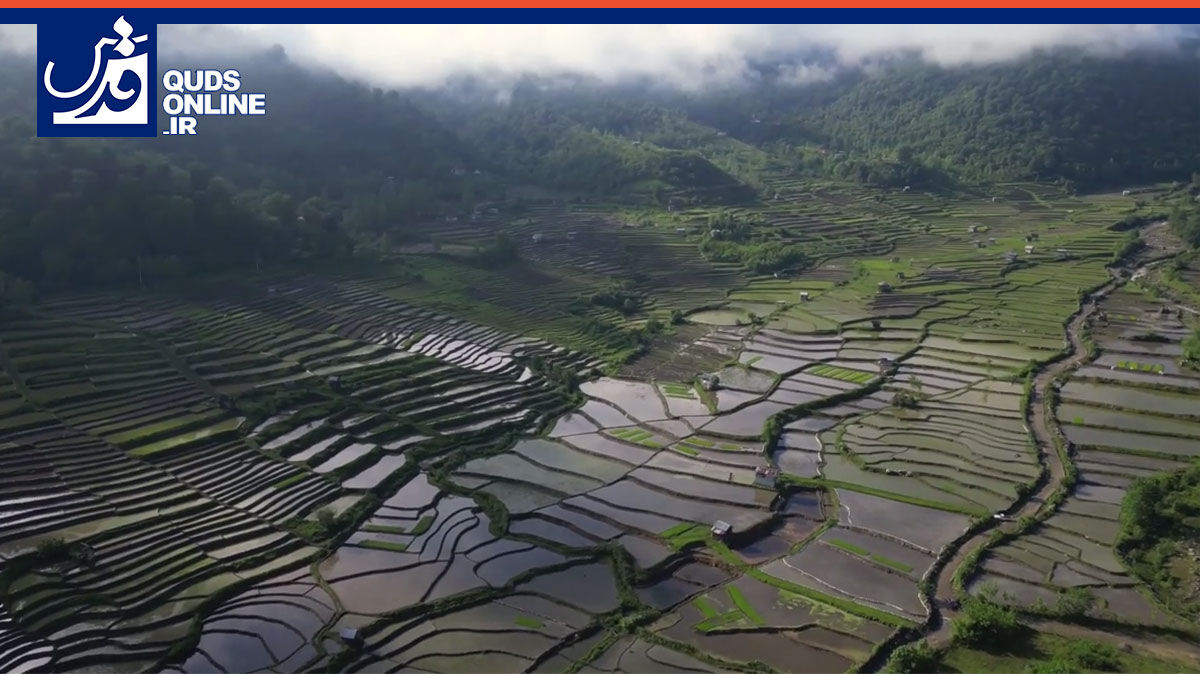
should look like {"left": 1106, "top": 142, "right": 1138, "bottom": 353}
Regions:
{"left": 925, "top": 273, "right": 1121, "bottom": 647}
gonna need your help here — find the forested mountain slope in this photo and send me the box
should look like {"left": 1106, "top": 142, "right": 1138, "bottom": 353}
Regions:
{"left": 1, "top": 46, "right": 1200, "bottom": 304}
{"left": 686, "top": 50, "right": 1200, "bottom": 189}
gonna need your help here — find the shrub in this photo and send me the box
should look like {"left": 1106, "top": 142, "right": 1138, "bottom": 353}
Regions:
{"left": 892, "top": 391, "right": 919, "bottom": 409}
{"left": 590, "top": 280, "right": 643, "bottom": 316}
{"left": 1058, "top": 641, "right": 1120, "bottom": 670}
{"left": 34, "top": 537, "right": 72, "bottom": 563}
{"left": 470, "top": 233, "right": 521, "bottom": 267}
{"left": 35, "top": 537, "right": 68, "bottom": 556}
{"left": 1028, "top": 640, "right": 1120, "bottom": 673}
{"left": 909, "top": 376, "right": 924, "bottom": 397}
{"left": 0, "top": 271, "right": 35, "bottom": 308}
{"left": 316, "top": 507, "right": 337, "bottom": 533}
{"left": 1027, "top": 658, "right": 1075, "bottom": 674}
{"left": 887, "top": 641, "right": 942, "bottom": 673}
{"left": 1184, "top": 327, "right": 1200, "bottom": 363}
{"left": 1016, "top": 359, "right": 1039, "bottom": 378}
{"left": 1111, "top": 231, "right": 1145, "bottom": 263}
{"left": 1053, "top": 587, "right": 1096, "bottom": 618}
{"left": 952, "top": 585, "right": 1021, "bottom": 646}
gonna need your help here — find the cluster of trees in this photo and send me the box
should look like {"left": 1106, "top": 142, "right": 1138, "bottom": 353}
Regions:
{"left": 526, "top": 355, "right": 581, "bottom": 390}
{"left": 1111, "top": 230, "right": 1146, "bottom": 264}
{"left": 951, "top": 585, "right": 1023, "bottom": 647}
{"left": 891, "top": 390, "right": 920, "bottom": 409}
{"left": 697, "top": 210, "right": 810, "bottom": 273}
{"left": 699, "top": 238, "right": 810, "bottom": 274}
{"left": 886, "top": 641, "right": 942, "bottom": 673}
{"left": 1117, "top": 460, "right": 1200, "bottom": 619}
{"left": 1169, "top": 186, "right": 1200, "bottom": 248}
{"left": 469, "top": 233, "right": 521, "bottom": 267}
{"left": 0, "top": 118, "right": 356, "bottom": 300}
{"left": 589, "top": 280, "right": 644, "bottom": 315}
{"left": 577, "top": 313, "right": 656, "bottom": 364}
{"left": 705, "top": 211, "right": 761, "bottom": 240}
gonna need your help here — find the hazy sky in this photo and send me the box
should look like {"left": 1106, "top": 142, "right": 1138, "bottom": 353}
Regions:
{"left": 1, "top": 24, "right": 1189, "bottom": 89}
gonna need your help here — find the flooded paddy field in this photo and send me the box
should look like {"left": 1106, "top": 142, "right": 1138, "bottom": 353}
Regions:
{"left": 3, "top": 183, "right": 1195, "bottom": 673}
{"left": 659, "top": 606, "right": 859, "bottom": 673}
{"left": 762, "top": 543, "right": 927, "bottom": 621}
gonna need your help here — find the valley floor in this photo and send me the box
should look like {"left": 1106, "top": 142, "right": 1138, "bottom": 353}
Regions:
{"left": 1, "top": 180, "right": 1198, "bottom": 674}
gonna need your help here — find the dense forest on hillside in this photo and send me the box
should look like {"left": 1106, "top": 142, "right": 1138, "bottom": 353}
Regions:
{"left": 0, "top": 52, "right": 475, "bottom": 303}
{"left": 431, "top": 50, "right": 1200, "bottom": 191}
{"left": 426, "top": 88, "right": 756, "bottom": 200}
{"left": 160, "top": 51, "right": 484, "bottom": 208}
{"left": 674, "top": 51, "right": 1200, "bottom": 189}
{"left": 2, "top": 46, "right": 1200, "bottom": 303}
{"left": 801, "top": 53, "right": 1200, "bottom": 188}
{"left": 0, "top": 117, "right": 354, "bottom": 300}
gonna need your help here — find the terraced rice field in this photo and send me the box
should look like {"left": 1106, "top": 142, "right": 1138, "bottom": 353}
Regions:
{"left": 0, "top": 279, "right": 592, "bottom": 671}
{"left": 966, "top": 288, "right": 1198, "bottom": 627}
{"left": 1, "top": 181, "right": 1190, "bottom": 674}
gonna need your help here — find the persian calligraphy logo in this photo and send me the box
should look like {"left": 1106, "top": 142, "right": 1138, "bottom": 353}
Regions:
{"left": 37, "top": 13, "right": 157, "bottom": 137}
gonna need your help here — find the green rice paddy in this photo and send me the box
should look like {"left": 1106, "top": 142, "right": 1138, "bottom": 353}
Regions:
{"left": 659, "top": 382, "right": 698, "bottom": 399}
{"left": 359, "top": 539, "right": 410, "bottom": 552}
{"left": 1113, "top": 360, "right": 1166, "bottom": 374}
{"left": 607, "top": 427, "right": 664, "bottom": 448}
{"left": 514, "top": 615, "right": 545, "bottom": 629}
{"left": 807, "top": 364, "right": 876, "bottom": 385}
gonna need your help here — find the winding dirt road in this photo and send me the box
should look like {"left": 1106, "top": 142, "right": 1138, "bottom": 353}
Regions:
{"left": 924, "top": 273, "right": 1121, "bottom": 647}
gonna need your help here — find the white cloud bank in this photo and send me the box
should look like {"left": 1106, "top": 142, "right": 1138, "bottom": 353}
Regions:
{"left": 2, "top": 23, "right": 1191, "bottom": 89}
{"left": 0, "top": 24, "right": 35, "bottom": 53}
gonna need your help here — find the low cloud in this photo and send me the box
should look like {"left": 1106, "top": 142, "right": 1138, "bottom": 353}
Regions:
{"left": 2, "top": 23, "right": 1191, "bottom": 89}
{"left": 0, "top": 24, "right": 35, "bottom": 54}
{"left": 167, "top": 24, "right": 1198, "bottom": 90}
